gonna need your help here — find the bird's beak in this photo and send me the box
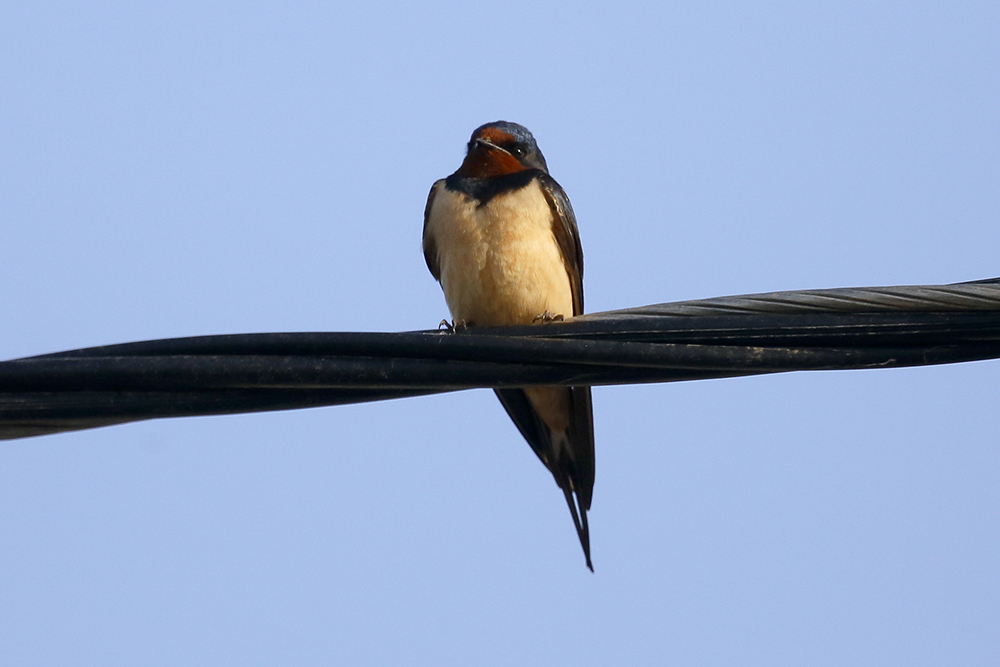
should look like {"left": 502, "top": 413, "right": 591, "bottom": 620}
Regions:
{"left": 473, "top": 137, "right": 510, "bottom": 155}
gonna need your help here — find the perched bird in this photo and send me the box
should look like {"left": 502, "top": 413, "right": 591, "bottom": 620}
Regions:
{"left": 422, "top": 121, "right": 596, "bottom": 570}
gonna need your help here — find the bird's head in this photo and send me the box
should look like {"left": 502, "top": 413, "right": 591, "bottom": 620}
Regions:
{"left": 454, "top": 121, "right": 549, "bottom": 178}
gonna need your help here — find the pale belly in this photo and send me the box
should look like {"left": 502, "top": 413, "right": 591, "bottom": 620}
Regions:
{"left": 426, "top": 182, "right": 574, "bottom": 327}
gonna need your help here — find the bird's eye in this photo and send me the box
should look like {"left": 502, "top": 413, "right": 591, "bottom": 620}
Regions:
{"left": 511, "top": 145, "right": 526, "bottom": 157}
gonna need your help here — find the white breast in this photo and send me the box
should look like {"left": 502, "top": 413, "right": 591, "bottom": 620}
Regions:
{"left": 425, "top": 181, "right": 574, "bottom": 326}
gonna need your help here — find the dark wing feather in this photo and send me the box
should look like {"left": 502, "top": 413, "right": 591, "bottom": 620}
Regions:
{"left": 537, "top": 172, "right": 584, "bottom": 315}
{"left": 535, "top": 170, "right": 594, "bottom": 508}
{"left": 422, "top": 180, "right": 443, "bottom": 281}
{"left": 494, "top": 387, "right": 595, "bottom": 509}
{"left": 493, "top": 388, "right": 552, "bottom": 463}
{"left": 565, "top": 386, "right": 595, "bottom": 511}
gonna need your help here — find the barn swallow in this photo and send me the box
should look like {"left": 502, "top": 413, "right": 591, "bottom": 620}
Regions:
{"left": 422, "top": 121, "right": 595, "bottom": 570}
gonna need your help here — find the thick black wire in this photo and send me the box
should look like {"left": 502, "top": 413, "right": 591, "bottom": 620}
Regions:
{"left": 3, "top": 279, "right": 999, "bottom": 439}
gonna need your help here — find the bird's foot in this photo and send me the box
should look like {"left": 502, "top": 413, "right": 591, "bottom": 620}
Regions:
{"left": 438, "top": 319, "right": 469, "bottom": 333}
{"left": 533, "top": 310, "right": 565, "bottom": 323}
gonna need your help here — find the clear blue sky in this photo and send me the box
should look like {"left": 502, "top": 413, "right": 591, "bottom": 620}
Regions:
{"left": 2, "top": 2, "right": 999, "bottom": 664}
